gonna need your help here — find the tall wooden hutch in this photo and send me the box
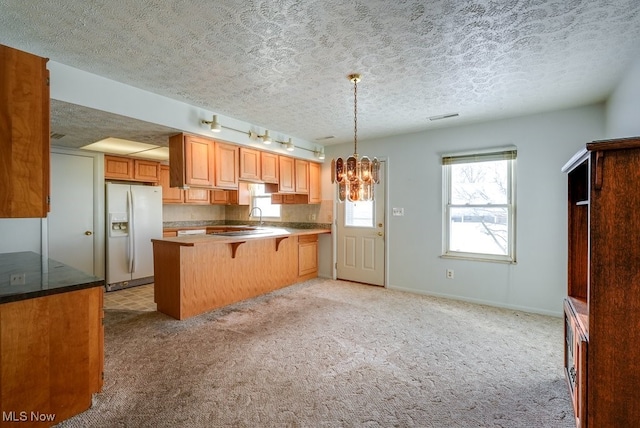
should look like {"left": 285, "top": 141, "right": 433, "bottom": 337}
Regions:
{"left": 562, "top": 137, "right": 640, "bottom": 427}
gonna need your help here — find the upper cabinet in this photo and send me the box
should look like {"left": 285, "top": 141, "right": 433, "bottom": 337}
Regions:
{"left": 295, "top": 159, "right": 309, "bottom": 194}
{"left": 278, "top": 156, "right": 296, "bottom": 193}
{"left": 239, "top": 147, "right": 261, "bottom": 182}
{"left": 261, "top": 152, "right": 279, "bottom": 184}
{"left": 104, "top": 155, "right": 160, "bottom": 183}
{"left": 168, "top": 132, "right": 321, "bottom": 204}
{"left": 0, "top": 44, "right": 50, "bottom": 218}
{"left": 308, "top": 161, "right": 321, "bottom": 204}
{"left": 215, "top": 142, "right": 239, "bottom": 189}
{"left": 169, "top": 133, "right": 215, "bottom": 189}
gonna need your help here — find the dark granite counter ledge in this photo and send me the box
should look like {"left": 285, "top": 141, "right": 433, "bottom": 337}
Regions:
{"left": 0, "top": 251, "right": 104, "bottom": 304}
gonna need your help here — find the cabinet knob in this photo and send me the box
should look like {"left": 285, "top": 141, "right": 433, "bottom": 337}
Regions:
{"left": 85, "top": 231, "right": 93, "bottom": 236}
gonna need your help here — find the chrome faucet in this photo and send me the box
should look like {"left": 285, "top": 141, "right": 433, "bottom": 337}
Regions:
{"left": 249, "top": 206, "right": 263, "bottom": 226}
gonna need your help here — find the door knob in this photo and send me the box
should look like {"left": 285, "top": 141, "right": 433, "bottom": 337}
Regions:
{"left": 85, "top": 231, "right": 93, "bottom": 236}
{"left": 378, "top": 223, "right": 383, "bottom": 227}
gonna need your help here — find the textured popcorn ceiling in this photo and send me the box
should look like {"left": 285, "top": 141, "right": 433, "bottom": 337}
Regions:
{"left": 2, "top": 0, "right": 640, "bottom": 148}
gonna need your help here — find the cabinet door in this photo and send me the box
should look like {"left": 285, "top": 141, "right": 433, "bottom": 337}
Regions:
{"left": 105, "top": 155, "right": 134, "bottom": 180}
{"left": 159, "top": 165, "right": 184, "bottom": 203}
{"left": 215, "top": 142, "right": 239, "bottom": 189}
{"left": 279, "top": 156, "right": 296, "bottom": 193}
{"left": 169, "top": 134, "right": 215, "bottom": 188}
{"left": 295, "top": 159, "right": 309, "bottom": 194}
{"left": 134, "top": 159, "right": 160, "bottom": 183}
{"left": 184, "top": 188, "right": 210, "bottom": 204}
{"left": 261, "top": 152, "right": 279, "bottom": 184}
{"left": 211, "top": 190, "right": 229, "bottom": 205}
{"left": 298, "top": 235, "right": 318, "bottom": 278}
{"left": 0, "top": 45, "right": 50, "bottom": 218}
{"left": 239, "top": 147, "right": 261, "bottom": 181}
{"left": 308, "top": 162, "right": 321, "bottom": 204}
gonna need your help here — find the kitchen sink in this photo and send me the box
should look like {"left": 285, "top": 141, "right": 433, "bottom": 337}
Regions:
{"left": 212, "top": 229, "right": 273, "bottom": 237}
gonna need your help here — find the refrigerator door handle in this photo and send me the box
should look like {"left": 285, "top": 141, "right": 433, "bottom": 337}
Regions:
{"left": 127, "top": 189, "right": 135, "bottom": 273}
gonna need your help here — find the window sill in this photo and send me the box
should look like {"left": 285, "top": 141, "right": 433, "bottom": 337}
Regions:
{"left": 440, "top": 253, "right": 516, "bottom": 264}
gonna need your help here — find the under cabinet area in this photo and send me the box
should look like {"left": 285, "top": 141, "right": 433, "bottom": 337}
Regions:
{"left": 562, "top": 136, "right": 640, "bottom": 428}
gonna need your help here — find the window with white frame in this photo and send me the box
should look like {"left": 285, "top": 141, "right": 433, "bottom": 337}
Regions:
{"left": 250, "top": 184, "right": 280, "bottom": 218}
{"left": 442, "top": 148, "right": 516, "bottom": 262}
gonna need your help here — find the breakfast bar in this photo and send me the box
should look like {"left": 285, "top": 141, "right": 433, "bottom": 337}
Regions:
{"left": 152, "top": 227, "right": 329, "bottom": 320}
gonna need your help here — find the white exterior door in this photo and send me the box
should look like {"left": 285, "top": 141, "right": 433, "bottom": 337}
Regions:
{"left": 49, "top": 152, "right": 95, "bottom": 274}
{"left": 337, "top": 161, "right": 385, "bottom": 286}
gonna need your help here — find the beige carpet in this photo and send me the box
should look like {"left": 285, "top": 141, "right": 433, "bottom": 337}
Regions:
{"left": 56, "top": 279, "right": 573, "bottom": 427}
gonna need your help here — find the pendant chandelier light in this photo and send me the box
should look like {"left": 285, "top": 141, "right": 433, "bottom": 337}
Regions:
{"left": 332, "top": 74, "right": 380, "bottom": 202}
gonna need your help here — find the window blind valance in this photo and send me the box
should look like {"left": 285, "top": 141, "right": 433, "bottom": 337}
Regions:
{"left": 441, "top": 148, "right": 517, "bottom": 165}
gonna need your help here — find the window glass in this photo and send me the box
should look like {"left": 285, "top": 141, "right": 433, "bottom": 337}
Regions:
{"left": 345, "top": 200, "right": 374, "bottom": 227}
{"left": 250, "top": 184, "right": 280, "bottom": 218}
{"left": 443, "top": 149, "right": 516, "bottom": 262}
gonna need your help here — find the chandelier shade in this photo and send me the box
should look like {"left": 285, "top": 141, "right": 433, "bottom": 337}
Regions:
{"left": 332, "top": 74, "right": 380, "bottom": 202}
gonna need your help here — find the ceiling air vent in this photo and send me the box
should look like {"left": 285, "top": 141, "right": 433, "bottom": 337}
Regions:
{"left": 50, "top": 132, "right": 66, "bottom": 140}
{"left": 315, "top": 135, "right": 335, "bottom": 141}
{"left": 428, "top": 113, "right": 459, "bottom": 121}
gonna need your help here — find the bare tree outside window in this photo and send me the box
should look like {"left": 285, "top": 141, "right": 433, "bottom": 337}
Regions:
{"left": 443, "top": 150, "right": 516, "bottom": 262}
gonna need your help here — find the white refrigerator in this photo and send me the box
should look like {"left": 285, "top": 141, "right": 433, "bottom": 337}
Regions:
{"left": 106, "top": 182, "right": 162, "bottom": 291}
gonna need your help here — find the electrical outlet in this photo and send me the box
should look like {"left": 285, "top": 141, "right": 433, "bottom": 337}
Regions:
{"left": 309, "top": 214, "right": 316, "bottom": 221}
{"left": 10, "top": 273, "right": 26, "bottom": 285}
{"left": 446, "top": 269, "right": 454, "bottom": 279}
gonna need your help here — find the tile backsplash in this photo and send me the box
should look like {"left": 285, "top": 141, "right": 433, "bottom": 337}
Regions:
{"left": 163, "top": 200, "right": 333, "bottom": 226}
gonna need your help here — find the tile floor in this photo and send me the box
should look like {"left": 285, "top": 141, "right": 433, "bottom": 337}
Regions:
{"left": 103, "top": 283, "right": 156, "bottom": 311}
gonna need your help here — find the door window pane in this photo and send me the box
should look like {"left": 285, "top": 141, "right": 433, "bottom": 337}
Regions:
{"left": 345, "top": 200, "right": 374, "bottom": 227}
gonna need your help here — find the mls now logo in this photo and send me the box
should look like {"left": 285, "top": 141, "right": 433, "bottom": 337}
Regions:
{"left": 3, "top": 411, "right": 56, "bottom": 423}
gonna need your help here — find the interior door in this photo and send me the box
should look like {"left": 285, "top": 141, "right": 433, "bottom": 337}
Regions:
{"left": 337, "top": 161, "right": 385, "bottom": 286}
{"left": 49, "top": 152, "right": 95, "bottom": 274}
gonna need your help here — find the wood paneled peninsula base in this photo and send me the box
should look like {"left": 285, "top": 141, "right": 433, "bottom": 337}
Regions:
{"left": 152, "top": 228, "right": 329, "bottom": 320}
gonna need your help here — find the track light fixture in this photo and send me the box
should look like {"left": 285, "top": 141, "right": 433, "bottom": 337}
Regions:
{"left": 200, "top": 115, "right": 221, "bottom": 132}
{"left": 315, "top": 147, "right": 325, "bottom": 160}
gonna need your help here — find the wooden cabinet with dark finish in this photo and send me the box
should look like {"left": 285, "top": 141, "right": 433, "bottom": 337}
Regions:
{"left": 0, "top": 44, "right": 50, "bottom": 218}
{"left": 562, "top": 136, "right": 640, "bottom": 428}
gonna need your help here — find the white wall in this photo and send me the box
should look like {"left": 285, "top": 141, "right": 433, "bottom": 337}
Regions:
{"left": 322, "top": 104, "right": 605, "bottom": 316}
{"left": 0, "top": 219, "right": 42, "bottom": 254}
{"left": 606, "top": 55, "right": 640, "bottom": 138}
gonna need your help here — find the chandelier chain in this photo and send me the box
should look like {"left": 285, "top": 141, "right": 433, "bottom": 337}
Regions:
{"left": 353, "top": 78, "right": 358, "bottom": 156}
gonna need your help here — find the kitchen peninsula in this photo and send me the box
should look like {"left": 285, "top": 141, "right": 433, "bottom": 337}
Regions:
{"left": 152, "top": 227, "right": 329, "bottom": 320}
{"left": 0, "top": 252, "right": 104, "bottom": 427}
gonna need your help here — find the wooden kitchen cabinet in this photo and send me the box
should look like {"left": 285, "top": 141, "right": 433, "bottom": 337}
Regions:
{"left": 239, "top": 147, "right": 261, "bottom": 181}
{"left": 308, "top": 161, "right": 321, "bottom": 204}
{"left": 261, "top": 152, "right": 279, "bottom": 184}
{"left": 105, "top": 155, "right": 160, "bottom": 183}
{"left": 0, "top": 286, "right": 103, "bottom": 426}
{"left": 278, "top": 156, "right": 296, "bottom": 193}
{"left": 159, "top": 165, "right": 183, "bottom": 203}
{"left": 160, "top": 164, "right": 210, "bottom": 204}
{"left": 215, "top": 142, "right": 239, "bottom": 189}
{"left": 298, "top": 234, "right": 318, "bottom": 280}
{"left": 271, "top": 160, "right": 321, "bottom": 204}
{"left": 562, "top": 137, "right": 640, "bottom": 428}
{"left": 169, "top": 133, "right": 215, "bottom": 189}
{"left": 295, "top": 159, "right": 310, "bottom": 194}
{"left": 0, "top": 44, "right": 50, "bottom": 218}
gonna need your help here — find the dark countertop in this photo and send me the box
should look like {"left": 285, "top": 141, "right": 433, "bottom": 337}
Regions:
{"left": 0, "top": 251, "right": 104, "bottom": 304}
